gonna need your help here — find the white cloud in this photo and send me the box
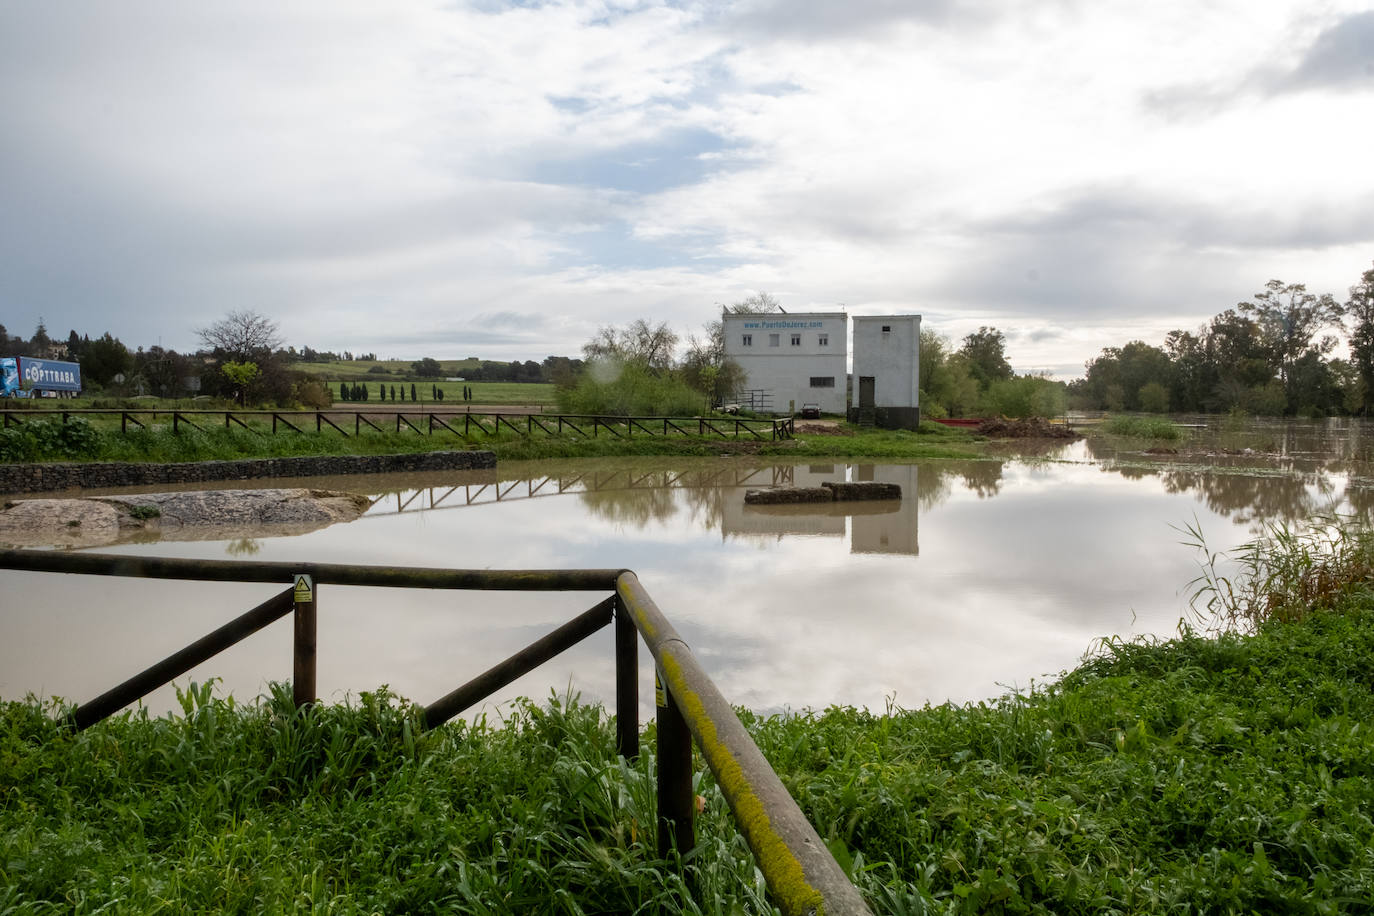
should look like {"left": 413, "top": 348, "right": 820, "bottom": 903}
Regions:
{"left": 1, "top": 0, "right": 1371, "bottom": 376}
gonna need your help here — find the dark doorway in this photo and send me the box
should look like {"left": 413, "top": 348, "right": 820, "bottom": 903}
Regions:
{"left": 859, "top": 376, "right": 875, "bottom": 410}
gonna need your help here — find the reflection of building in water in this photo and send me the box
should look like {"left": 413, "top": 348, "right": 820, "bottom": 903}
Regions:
{"left": 850, "top": 464, "right": 919, "bottom": 555}
{"left": 721, "top": 463, "right": 919, "bottom": 556}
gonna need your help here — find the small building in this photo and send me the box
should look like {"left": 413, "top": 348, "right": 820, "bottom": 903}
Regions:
{"left": 722, "top": 311, "right": 848, "bottom": 414}
{"left": 851, "top": 314, "right": 921, "bottom": 430}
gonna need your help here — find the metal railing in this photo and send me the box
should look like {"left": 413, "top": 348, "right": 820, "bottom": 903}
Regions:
{"left": 0, "top": 409, "right": 796, "bottom": 441}
{"left": 0, "top": 547, "right": 868, "bottom": 915}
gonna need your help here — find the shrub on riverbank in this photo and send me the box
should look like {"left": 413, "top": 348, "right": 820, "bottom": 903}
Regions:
{"left": 1099, "top": 414, "right": 1187, "bottom": 440}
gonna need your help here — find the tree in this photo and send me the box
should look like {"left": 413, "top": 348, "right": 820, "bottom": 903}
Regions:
{"left": 1346, "top": 262, "right": 1374, "bottom": 414}
{"left": 410, "top": 382, "right": 417, "bottom": 401}
{"left": 132, "top": 345, "right": 191, "bottom": 397}
{"left": 197, "top": 310, "right": 282, "bottom": 361}
{"left": 1239, "top": 279, "right": 1342, "bottom": 412}
{"left": 79, "top": 333, "right": 133, "bottom": 387}
{"left": 583, "top": 319, "right": 679, "bottom": 372}
{"left": 959, "top": 327, "right": 1013, "bottom": 388}
{"left": 221, "top": 361, "right": 260, "bottom": 406}
{"left": 1138, "top": 381, "right": 1170, "bottom": 413}
{"left": 917, "top": 330, "right": 979, "bottom": 417}
{"left": 30, "top": 320, "right": 51, "bottom": 356}
{"left": 412, "top": 357, "right": 442, "bottom": 378}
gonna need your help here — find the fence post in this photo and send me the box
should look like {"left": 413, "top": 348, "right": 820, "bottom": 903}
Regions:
{"left": 292, "top": 573, "right": 316, "bottom": 709}
{"left": 656, "top": 667, "right": 694, "bottom": 858}
{"left": 615, "top": 599, "right": 639, "bottom": 760}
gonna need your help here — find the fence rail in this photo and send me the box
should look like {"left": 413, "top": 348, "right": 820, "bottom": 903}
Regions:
{"left": 0, "top": 547, "right": 867, "bottom": 915}
{"left": 0, "top": 408, "right": 795, "bottom": 441}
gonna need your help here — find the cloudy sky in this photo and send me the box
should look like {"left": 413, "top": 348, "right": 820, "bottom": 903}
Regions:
{"left": 2, "top": 0, "right": 1372, "bottom": 377}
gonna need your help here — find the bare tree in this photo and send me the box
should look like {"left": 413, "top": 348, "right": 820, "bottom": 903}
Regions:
{"left": 728, "top": 291, "right": 782, "bottom": 314}
{"left": 582, "top": 319, "right": 679, "bottom": 372}
{"left": 196, "top": 310, "right": 282, "bottom": 361}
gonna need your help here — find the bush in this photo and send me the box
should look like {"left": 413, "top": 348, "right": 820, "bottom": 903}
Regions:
{"left": 980, "top": 375, "right": 1066, "bottom": 418}
{"left": 555, "top": 361, "right": 705, "bottom": 416}
{"left": 0, "top": 417, "right": 104, "bottom": 462}
{"left": 292, "top": 380, "right": 332, "bottom": 409}
{"left": 1100, "top": 414, "right": 1186, "bottom": 439}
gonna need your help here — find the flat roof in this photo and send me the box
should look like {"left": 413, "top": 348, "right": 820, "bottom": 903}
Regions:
{"left": 721, "top": 311, "right": 848, "bottom": 319}
{"left": 852, "top": 314, "right": 922, "bottom": 321}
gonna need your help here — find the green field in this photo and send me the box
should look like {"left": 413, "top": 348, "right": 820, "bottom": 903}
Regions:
{"left": 323, "top": 379, "right": 557, "bottom": 407}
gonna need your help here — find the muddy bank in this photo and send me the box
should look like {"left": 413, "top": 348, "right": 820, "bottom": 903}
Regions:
{"left": 0, "top": 488, "right": 373, "bottom": 549}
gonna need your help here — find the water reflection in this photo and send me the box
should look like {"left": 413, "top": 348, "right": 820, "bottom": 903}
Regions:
{"left": 6, "top": 419, "right": 1374, "bottom": 719}
{"left": 1078, "top": 419, "right": 1372, "bottom": 529}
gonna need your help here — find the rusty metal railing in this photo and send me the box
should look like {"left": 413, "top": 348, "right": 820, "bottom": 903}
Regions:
{"left": 0, "top": 547, "right": 867, "bottom": 915}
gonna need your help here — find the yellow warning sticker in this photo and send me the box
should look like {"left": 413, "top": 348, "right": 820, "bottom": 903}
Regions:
{"left": 293, "top": 574, "right": 313, "bottom": 603}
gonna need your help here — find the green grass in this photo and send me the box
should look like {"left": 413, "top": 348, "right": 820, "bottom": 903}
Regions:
{"left": 1097, "top": 415, "right": 1188, "bottom": 440}
{"left": 6, "top": 521, "right": 1374, "bottom": 912}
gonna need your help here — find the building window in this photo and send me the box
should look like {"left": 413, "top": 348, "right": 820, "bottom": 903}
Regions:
{"left": 809, "top": 376, "right": 836, "bottom": 388}
{"left": 791, "top": 334, "right": 801, "bottom": 346}
{"left": 741, "top": 334, "right": 752, "bottom": 347}
{"left": 818, "top": 334, "right": 828, "bottom": 346}
{"left": 769, "top": 334, "right": 780, "bottom": 347}
{"left": 881, "top": 325, "right": 891, "bottom": 334}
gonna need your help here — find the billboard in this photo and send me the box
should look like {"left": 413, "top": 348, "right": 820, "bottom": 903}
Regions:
{"left": 19, "top": 357, "right": 83, "bottom": 392}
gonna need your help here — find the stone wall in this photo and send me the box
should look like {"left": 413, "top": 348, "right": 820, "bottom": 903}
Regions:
{"left": 0, "top": 450, "right": 497, "bottom": 495}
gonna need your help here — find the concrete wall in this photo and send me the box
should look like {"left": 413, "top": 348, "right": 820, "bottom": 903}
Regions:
{"left": 0, "top": 450, "right": 497, "bottom": 495}
{"left": 723, "top": 312, "right": 848, "bottom": 414}
{"left": 852, "top": 315, "right": 921, "bottom": 429}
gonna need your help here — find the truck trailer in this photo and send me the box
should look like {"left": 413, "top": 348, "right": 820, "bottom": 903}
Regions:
{"left": 1, "top": 357, "right": 83, "bottom": 398}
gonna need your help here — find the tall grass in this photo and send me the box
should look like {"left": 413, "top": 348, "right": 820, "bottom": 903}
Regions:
{"left": 0, "top": 684, "right": 767, "bottom": 915}
{"left": 1099, "top": 414, "right": 1187, "bottom": 440}
{"left": 1180, "top": 513, "right": 1374, "bottom": 631}
{"left": 8, "top": 590, "right": 1374, "bottom": 912}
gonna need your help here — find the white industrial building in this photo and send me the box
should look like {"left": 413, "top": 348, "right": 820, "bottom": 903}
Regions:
{"left": 851, "top": 314, "right": 922, "bottom": 429}
{"left": 721, "top": 311, "right": 848, "bottom": 415}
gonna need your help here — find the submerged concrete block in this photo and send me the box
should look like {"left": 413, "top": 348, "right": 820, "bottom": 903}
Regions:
{"left": 743, "top": 487, "right": 835, "bottom": 505}
{"left": 821, "top": 481, "right": 902, "bottom": 501}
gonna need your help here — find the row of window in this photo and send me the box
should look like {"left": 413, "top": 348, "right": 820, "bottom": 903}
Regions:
{"left": 740, "top": 333, "right": 830, "bottom": 348}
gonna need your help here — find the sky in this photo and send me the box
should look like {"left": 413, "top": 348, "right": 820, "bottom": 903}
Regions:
{"left": 2, "top": 0, "right": 1372, "bottom": 379}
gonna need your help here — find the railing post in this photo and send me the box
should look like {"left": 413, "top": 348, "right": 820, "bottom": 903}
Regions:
{"left": 656, "top": 667, "right": 694, "bottom": 858}
{"left": 292, "top": 573, "right": 316, "bottom": 709}
{"left": 615, "top": 598, "right": 639, "bottom": 760}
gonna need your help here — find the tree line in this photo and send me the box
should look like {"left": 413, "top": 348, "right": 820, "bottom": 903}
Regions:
{"left": 1070, "top": 264, "right": 1374, "bottom": 416}
{"left": 0, "top": 312, "right": 582, "bottom": 407}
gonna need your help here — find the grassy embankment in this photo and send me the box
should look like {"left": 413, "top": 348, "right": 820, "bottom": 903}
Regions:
{"left": 4, "top": 520, "right": 1374, "bottom": 913}
{"left": 0, "top": 414, "right": 984, "bottom": 465}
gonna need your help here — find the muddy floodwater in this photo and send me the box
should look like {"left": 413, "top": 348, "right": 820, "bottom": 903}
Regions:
{"left": 4, "top": 416, "right": 1373, "bottom": 718}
